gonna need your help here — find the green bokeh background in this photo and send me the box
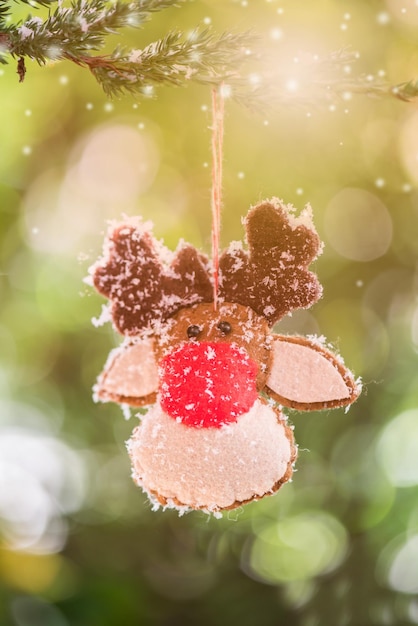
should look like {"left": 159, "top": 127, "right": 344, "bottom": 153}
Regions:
{"left": 1, "top": 1, "right": 418, "bottom": 624}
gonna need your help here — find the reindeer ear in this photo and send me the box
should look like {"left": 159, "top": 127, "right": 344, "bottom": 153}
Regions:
{"left": 265, "top": 335, "right": 361, "bottom": 410}
{"left": 94, "top": 338, "right": 159, "bottom": 406}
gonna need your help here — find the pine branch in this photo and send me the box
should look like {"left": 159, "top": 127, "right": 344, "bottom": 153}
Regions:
{"left": 391, "top": 79, "right": 418, "bottom": 102}
{"left": 0, "top": 0, "right": 57, "bottom": 30}
{"left": 0, "top": 0, "right": 256, "bottom": 98}
{"left": 0, "top": 1, "right": 417, "bottom": 106}
{"left": 80, "top": 29, "right": 251, "bottom": 97}
{"left": 260, "top": 48, "right": 418, "bottom": 107}
{"left": 2, "top": 0, "right": 185, "bottom": 62}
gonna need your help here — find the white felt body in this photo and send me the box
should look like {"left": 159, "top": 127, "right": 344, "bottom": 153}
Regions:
{"left": 95, "top": 338, "right": 159, "bottom": 402}
{"left": 127, "top": 399, "right": 293, "bottom": 511}
{"left": 265, "top": 336, "right": 355, "bottom": 407}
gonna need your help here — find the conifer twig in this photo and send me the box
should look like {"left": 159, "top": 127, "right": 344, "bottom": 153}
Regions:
{"left": 0, "top": 0, "right": 254, "bottom": 100}
{"left": 0, "top": 0, "right": 417, "bottom": 106}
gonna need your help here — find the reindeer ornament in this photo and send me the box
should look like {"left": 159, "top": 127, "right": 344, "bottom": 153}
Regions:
{"left": 90, "top": 199, "right": 361, "bottom": 514}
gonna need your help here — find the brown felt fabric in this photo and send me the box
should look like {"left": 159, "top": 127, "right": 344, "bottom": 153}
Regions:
{"left": 92, "top": 221, "right": 213, "bottom": 336}
{"left": 91, "top": 200, "right": 324, "bottom": 337}
{"left": 218, "top": 199, "right": 323, "bottom": 325}
{"left": 157, "top": 302, "right": 272, "bottom": 389}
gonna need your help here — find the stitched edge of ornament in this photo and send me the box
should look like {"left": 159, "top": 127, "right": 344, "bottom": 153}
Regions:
{"left": 133, "top": 412, "right": 297, "bottom": 515}
{"left": 265, "top": 334, "right": 362, "bottom": 410}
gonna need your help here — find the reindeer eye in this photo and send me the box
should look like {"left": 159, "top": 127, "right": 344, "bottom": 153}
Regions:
{"left": 187, "top": 324, "right": 201, "bottom": 339}
{"left": 217, "top": 321, "right": 232, "bottom": 336}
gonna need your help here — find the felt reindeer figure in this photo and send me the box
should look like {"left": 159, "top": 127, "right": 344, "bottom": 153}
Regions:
{"left": 90, "top": 199, "right": 361, "bottom": 514}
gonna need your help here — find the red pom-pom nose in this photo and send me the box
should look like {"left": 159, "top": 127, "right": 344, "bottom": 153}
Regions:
{"left": 159, "top": 342, "right": 258, "bottom": 428}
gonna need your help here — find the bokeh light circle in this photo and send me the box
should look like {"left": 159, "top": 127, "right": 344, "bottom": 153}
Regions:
{"left": 0, "top": 422, "right": 87, "bottom": 552}
{"left": 324, "top": 188, "right": 392, "bottom": 261}
{"left": 23, "top": 122, "right": 160, "bottom": 254}
{"left": 331, "top": 426, "right": 395, "bottom": 530}
{"left": 412, "top": 305, "right": 418, "bottom": 349}
{"left": 399, "top": 111, "right": 418, "bottom": 183}
{"left": 75, "top": 123, "right": 159, "bottom": 203}
{"left": 385, "top": 0, "right": 418, "bottom": 26}
{"left": 387, "top": 535, "right": 418, "bottom": 594}
{"left": 376, "top": 410, "right": 418, "bottom": 487}
{"left": 248, "top": 512, "right": 348, "bottom": 584}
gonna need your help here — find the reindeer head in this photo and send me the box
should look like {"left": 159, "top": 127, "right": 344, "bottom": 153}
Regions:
{"left": 90, "top": 199, "right": 360, "bottom": 513}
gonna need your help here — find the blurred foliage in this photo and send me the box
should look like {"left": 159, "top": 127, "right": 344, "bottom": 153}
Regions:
{"left": 1, "top": 1, "right": 418, "bottom": 625}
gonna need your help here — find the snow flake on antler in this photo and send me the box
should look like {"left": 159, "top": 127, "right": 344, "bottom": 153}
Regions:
{"left": 219, "top": 198, "right": 323, "bottom": 325}
{"left": 90, "top": 218, "right": 213, "bottom": 336}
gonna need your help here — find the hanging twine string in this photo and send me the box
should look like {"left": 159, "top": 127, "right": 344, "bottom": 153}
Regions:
{"left": 211, "top": 85, "right": 225, "bottom": 310}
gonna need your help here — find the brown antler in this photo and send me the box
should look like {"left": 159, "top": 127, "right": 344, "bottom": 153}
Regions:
{"left": 91, "top": 218, "right": 213, "bottom": 335}
{"left": 218, "top": 199, "right": 323, "bottom": 325}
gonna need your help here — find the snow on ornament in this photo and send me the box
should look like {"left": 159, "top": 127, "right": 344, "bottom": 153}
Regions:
{"left": 89, "top": 199, "right": 361, "bottom": 514}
